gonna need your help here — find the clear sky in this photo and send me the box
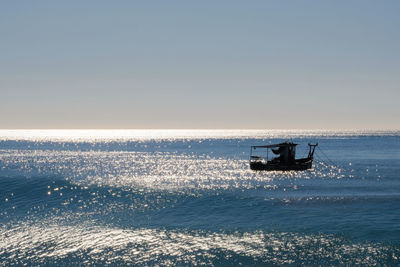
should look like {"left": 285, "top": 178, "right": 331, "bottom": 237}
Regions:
{"left": 1, "top": 1, "right": 399, "bottom": 129}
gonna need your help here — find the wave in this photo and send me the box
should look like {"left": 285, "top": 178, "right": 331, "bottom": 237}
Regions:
{"left": 1, "top": 220, "right": 398, "bottom": 266}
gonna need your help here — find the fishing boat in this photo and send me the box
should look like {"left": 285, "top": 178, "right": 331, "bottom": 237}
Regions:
{"left": 250, "top": 142, "right": 318, "bottom": 171}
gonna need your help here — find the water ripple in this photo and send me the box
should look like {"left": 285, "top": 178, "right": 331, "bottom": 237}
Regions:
{"left": 1, "top": 221, "right": 398, "bottom": 266}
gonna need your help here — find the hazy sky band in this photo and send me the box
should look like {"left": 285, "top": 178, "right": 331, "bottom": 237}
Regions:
{"left": 1, "top": 1, "right": 399, "bottom": 129}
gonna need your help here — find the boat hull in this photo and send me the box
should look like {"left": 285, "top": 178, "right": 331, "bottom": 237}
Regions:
{"left": 250, "top": 158, "right": 313, "bottom": 171}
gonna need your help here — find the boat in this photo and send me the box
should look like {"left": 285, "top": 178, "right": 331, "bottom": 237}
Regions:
{"left": 249, "top": 142, "right": 318, "bottom": 171}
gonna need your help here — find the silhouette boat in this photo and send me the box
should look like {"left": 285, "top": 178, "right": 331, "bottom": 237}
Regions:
{"left": 250, "top": 142, "right": 318, "bottom": 171}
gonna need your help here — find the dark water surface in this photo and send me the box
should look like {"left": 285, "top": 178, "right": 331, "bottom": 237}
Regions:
{"left": 1, "top": 130, "right": 399, "bottom": 266}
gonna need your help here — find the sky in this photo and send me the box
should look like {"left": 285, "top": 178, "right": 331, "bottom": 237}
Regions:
{"left": 1, "top": 1, "right": 399, "bottom": 129}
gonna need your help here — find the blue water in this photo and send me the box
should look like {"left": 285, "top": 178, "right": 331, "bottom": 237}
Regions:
{"left": 1, "top": 130, "right": 399, "bottom": 266}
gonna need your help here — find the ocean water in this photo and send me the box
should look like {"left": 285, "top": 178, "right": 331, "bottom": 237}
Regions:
{"left": 1, "top": 129, "right": 399, "bottom": 266}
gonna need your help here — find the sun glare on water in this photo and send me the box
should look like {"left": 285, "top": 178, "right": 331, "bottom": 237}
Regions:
{"left": 0, "top": 129, "right": 396, "bottom": 142}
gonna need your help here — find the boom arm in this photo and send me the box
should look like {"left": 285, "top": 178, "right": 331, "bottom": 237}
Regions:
{"left": 308, "top": 143, "right": 318, "bottom": 158}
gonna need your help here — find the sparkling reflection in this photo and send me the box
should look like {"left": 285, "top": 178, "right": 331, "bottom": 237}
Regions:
{"left": 1, "top": 221, "right": 398, "bottom": 266}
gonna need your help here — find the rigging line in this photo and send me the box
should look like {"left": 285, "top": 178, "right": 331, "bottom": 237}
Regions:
{"left": 313, "top": 138, "right": 333, "bottom": 167}
{"left": 317, "top": 146, "right": 336, "bottom": 166}
{"left": 316, "top": 147, "right": 332, "bottom": 166}
{"left": 315, "top": 157, "right": 332, "bottom": 170}
{"left": 315, "top": 154, "right": 328, "bottom": 166}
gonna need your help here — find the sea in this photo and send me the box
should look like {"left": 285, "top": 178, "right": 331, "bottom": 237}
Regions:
{"left": 0, "top": 129, "right": 399, "bottom": 266}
